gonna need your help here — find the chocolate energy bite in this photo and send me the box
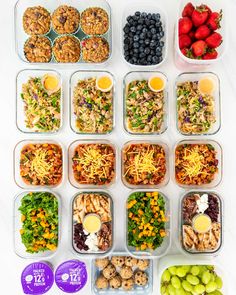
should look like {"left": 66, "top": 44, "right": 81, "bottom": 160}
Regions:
{"left": 53, "top": 35, "right": 81, "bottom": 63}
{"left": 24, "top": 36, "right": 52, "bottom": 63}
{"left": 52, "top": 5, "right": 80, "bottom": 34}
{"left": 82, "top": 37, "right": 109, "bottom": 63}
{"left": 81, "top": 7, "right": 109, "bottom": 35}
{"left": 23, "top": 6, "right": 51, "bottom": 35}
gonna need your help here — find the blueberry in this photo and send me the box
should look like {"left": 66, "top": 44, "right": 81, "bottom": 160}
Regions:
{"left": 123, "top": 26, "right": 130, "bottom": 33}
{"left": 144, "top": 47, "right": 150, "bottom": 54}
{"left": 152, "top": 56, "right": 159, "bottom": 64}
{"left": 124, "top": 37, "right": 130, "bottom": 45}
{"left": 139, "top": 46, "right": 145, "bottom": 53}
{"left": 156, "top": 49, "right": 162, "bottom": 57}
{"left": 133, "top": 35, "right": 139, "bottom": 42}
{"left": 135, "top": 11, "right": 141, "bottom": 17}
{"left": 138, "top": 18, "right": 144, "bottom": 24}
{"left": 147, "top": 32, "right": 152, "bottom": 38}
{"left": 139, "top": 52, "right": 146, "bottom": 58}
{"left": 139, "top": 39, "right": 144, "bottom": 44}
{"left": 139, "top": 33, "right": 145, "bottom": 40}
{"left": 128, "top": 32, "right": 134, "bottom": 37}
{"left": 150, "top": 40, "right": 156, "bottom": 48}
{"left": 130, "top": 26, "right": 136, "bottom": 33}
{"left": 159, "top": 31, "right": 164, "bottom": 38}
{"left": 144, "top": 39, "right": 150, "bottom": 45}
{"left": 137, "top": 24, "right": 143, "bottom": 31}
{"left": 152, "top": 34, "right": 158, "bottom": 40}
{"left": 150, "top": 49, "right": 155, "bottom": 55}
{"left": 124, "top": 44, "right": 129, "bottom": 50}
{"left": 147, "top": 13, "right": 152, "bottom": 19}
{"left": 133, "top": 42, "right": 139, "bottom": 48}
{"left": 159, "top": 41, "right": 164, "bottom": 47}
{"left": 147, "top": 55, "right": 152, "bottom": 62}
{"left": 133, "top": 48, "right": 139, "bottom": 54}
{"left": 150, "top": 19, "right": 155, "bottom": 25}
{"left": 133, "top": 57, "right": 138, "bottom": 63}
{"left": 141, "top": 12, "right": 147, "bottom": 17}
{"left": 127, "top": 16, "right": 132, "bottom": 22}
{"left": 142, "top": 28, "right": 148, "bottom": 33}
{"left": 151, "top": 28, "right": 156, "bottom": 34}
{"left": 145, "top": 19, "right": 150, "bottom": 26}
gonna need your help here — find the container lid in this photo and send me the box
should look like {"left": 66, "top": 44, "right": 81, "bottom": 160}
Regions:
{"left": 21, "top": 262, "right": 54, "bottom": 295}
{"left": 55, "top": 260, "right": 87, "bottom": 293}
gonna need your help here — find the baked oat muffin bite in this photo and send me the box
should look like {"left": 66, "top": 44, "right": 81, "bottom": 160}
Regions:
{"left": 52, "top": 5, "right": 80, "bottom": 34}
{"left": 81, "top": 7, "right": 109, "bottom": 35}
{"left": 24, "top": 36, "right": 52, "bottom": 63}
{"left": 53, "top": 35, "right": 81, "bottom": 63}
{"left": 23, "top": 6, "right": 51, "bottom": 35}
{"left": 81, "top": 36, "right": 109, "bottom": 63}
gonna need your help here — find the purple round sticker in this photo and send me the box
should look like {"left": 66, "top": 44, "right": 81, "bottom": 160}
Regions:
{"left": 21, "top": 262, "right": 54, "bottom": 295}
{"left": 55, "top": 260, "right": 87, "bottom": 293}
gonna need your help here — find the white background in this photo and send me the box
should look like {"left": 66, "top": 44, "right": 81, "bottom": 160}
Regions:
{"left": 0, "top": 0, "right": 236, "bottom": 294}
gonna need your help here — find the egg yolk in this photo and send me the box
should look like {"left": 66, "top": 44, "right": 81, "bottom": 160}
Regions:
{"left": 149, "top": 76, "right": 165, "bottom": 91}
{"left": 198, "top": 78, "right": 215, "bottom": 95}
{"left": 83, "top": 214, "right": 101, "bottom": 234}
{"left": 97, "top": 76, "right": 112, "bottom": 90}
{"left": 43, "top": 75, "right": 59, "bottom": 91}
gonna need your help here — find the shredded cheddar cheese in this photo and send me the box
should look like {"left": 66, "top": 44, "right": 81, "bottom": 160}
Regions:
{"left": 31, "top": 149, "right": 52, "bottom": 179}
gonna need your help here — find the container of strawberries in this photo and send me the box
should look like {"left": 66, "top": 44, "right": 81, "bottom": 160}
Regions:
{"left": 175, "top": 0, "right": 227, "bottom": 69}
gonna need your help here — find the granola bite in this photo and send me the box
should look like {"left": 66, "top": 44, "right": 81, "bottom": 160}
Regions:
{"left": 82, "top": 36, "right": 109, "bottom": 63}
{"left": 52, "top": 5, "right": 80, "bottom": 34}
{"left": 24, "top": 36, "right": 52, "bottom": 63}
{"left": 53, "top": 35, "right": 81, "bottom": 63}
{"left": 81, "top": 7, "right": 109, "bottom": 35}
{"left": 23, "top": 6, "right": 51, "bottom": 36}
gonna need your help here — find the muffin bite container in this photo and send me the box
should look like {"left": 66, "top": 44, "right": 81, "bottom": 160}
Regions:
{"left": 91, "top": 251, "right": 153, "bottom": 294}
{"left": 123, "top": 71, "right": 168, "bottom": 135}
{"left": 16, "top": 69, "right": 63, "bottom": 134}
{"left": 70, "top": 70, "right": 115, "bottom": 135}
{"left": 13, "top": 190, "right": 61, "bottom": 259}
{"left": 179, "top": 191, "right": 223, "bottom": 256}
{"left": 15, "top": 0, "right": 112, "bottom": 65}
{"left": 125, "top": 190, "right": 171, "bottom": 258}
{"left": 175, "top": 72, "right": 221, "bottom": 136}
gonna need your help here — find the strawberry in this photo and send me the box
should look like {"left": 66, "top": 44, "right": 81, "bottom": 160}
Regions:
{"left": 178, "top": 17, "right": 193, "bottom": 35}
{"left": 192, "top": 5, "right": 209, "bottom": 27}
{"left": 182, "top": 2, "right": 194, "bottom": 17}
{"left": 195, "top": 25, "right": 211, "bottom": 39}
{"left": 207, "top": 10, "right": 222, "bottom": 31}
{"left": 188, "top": 30, "right": 196, "bottom": 41}
{"left": 179, "top": 34, "right": 192, "bottom": 49}
{"left": 181, "top": 47, "right": 193, "bottom": 58}
{"left": 191, "top": 40, "right": 207, "bottom": 57}
{"left": 205, "top": 32, "right": 222, "bottom": 48}
{"left": 204, "top": 5, "right": 212, "bottom": 15}
{"left": 203, "top": 49, "right": 218, "bottom": 60}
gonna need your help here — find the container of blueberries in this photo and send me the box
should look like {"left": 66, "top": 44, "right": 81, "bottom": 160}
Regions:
{"left": 122, "top": 0, "right": 168, "bottom": 68}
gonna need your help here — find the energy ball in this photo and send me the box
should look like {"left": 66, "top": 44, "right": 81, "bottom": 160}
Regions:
{"left": 137, "top": 259, "right": 150, "bottom": 271}
{"left": 120, "top": 266, "right": 133, "bottom": 279}
{"left": 95, "top": 258, "right": 109, "bottom": 269}
{"left": 109, "top": 275, "right": 122, "bottom": 289}
{"left": 122, "top": 278, "right": 134, "bottom": 291}
{"left": 134, "top": 271, "right": 148, "bottom": 286}
{"left": 102, "top": 264, "right": 117, "bottom": 280}
{"left": 125, "top": 256, "right": 138, "bottom": 267}
{"left": 111, "top": 256, "right": 125, "bottom": 268}
{"left": 95, "top": 275, "right": 108, "bottom": 289}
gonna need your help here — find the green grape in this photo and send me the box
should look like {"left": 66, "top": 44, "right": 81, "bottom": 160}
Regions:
{"left": 207, "top": 291, "right": 223, "bottom": 295}
{"left": 186, "top": 274, "right": 199, "bottom": 286}
{"left": 201, "top": 271, "right": 211, "bottom": 285}
{"left": 176, "top": 267, "right": 187, "bottom": 278}
{"left": 193, "top": 284, "right": 206, "bottom": 294}
{"left": 169, "top": 266, "right": 177, "bottom": 275}
{"left": 171, "top": 276, "right": 181, "bottom": 289}
{"left": 207, "top": 265, "right": 214, "bottom": 271}
{"left": 185, "top": 292, "right": 191, "bottom": 295}
{"left": 191, "top": 266, "right": 200, "bottom": 276}
{"left": 198, "top": 266, "right": 208, "bottom": 277}
{"left": 176, "top": 287, "right": 186, "bottom": 295}
{"left": 210, "top": 273, "right": 216, "bottom": 282}
{"left": 182, "top": 265, "right": 191, "bottom": 273}
{"left": 162, "top": 270, "right": 171, "bottom": 282}
{"left": 215, "top": 276, "right": 223, "bottom": 289}
{"left": 182, "top": 280, "right": 193, "bottom": 292}
{"left": 205, "top": 281, "right": 217, "bottom": 293}
{"left": 161, "top": 285, "right": 168, "bottom": 295}
{"left": 168, "top": 284, "right": 176, "bottom": 295}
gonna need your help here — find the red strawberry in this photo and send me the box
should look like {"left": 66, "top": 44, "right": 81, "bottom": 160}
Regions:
{"left": 203, "top": 49, "right": 218, "bottom": 59}
{"left": 178, "top": 17, "right": 193, "bottom": 35}
{"left": 207, "top": 10, "right": 222, "bottom": 30}
{"left": 195, "top": 25, "right": 211, "bottom": 39}
{"left": 191, "top": 40, "right": 207, "bottom": 57}
{"left": 179, "top": 34, "right": 192, "bottom": 49}
{"left": 192, "top": 5, "right": 209, "bottom": 27}
{"left": 188, "top": 30, "right": 196, "bottom": 41}
{"left": 181, "top": 47, "right": 193, "bottom": 58}
{"left": 182, "top": 2, "right": 194, "bottom": 17}
{"left": 205, "top": 32, "right": 222, "bottom": 48}
{"left": 204, "top": 5, "right": 212, "bottom": 15}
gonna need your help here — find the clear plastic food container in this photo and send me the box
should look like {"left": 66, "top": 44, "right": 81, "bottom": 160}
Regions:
{"left": 16, "top": 69, "right": 63, "bottom": 134}
{"left": 14, "top": 139, "right": 64, "bottom": 189}
{"left": 15, "top": 0, "right": 112, "bottom": 65}
{"left": 174, "top": 140, "right": 222, "bottom": 189}
{"left": 70, "top": 70, "right": 115, "bottom": 134}
{"left": 157, "top": 255, "right": 228, "bottom": 295}
{"left": 121, "top": 140, "right": 169, "bottom": 189}
{"left": 125, "top": 190, "right": 171, "bottom": 259}
{"left": 68, "top": 140, "right": 117, "bottom": 189}
{"left": 175, "top": 72, "right": 221, "bottom": 136}
{"left": 14, "top": 190, "right": 61, "bottom": 259}
{"left": 123, "top": 71, "right": 168, "bottom": 135}
{"left": 91, "top": 251, "right": 153, "bottom": 294}
{"left": 175, "top": 0, "right": 227, "bottom": 70}
{"left": 179, "top": 191, "right": 223, "bottom": 256}
{"left": 71, "top": 191, "right": 114, "bottom": 257}
{"left": 121, "top": 0, "right": 168, "bottom": 69}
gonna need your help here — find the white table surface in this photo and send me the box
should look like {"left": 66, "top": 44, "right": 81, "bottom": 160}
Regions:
{"left": 0, "top": 0, "right": 235, "bottom": 294}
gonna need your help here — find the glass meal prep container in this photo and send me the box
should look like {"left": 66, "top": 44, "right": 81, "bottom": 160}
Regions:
{"left": 71, "top": 191, "right": 113, "bottom": 257}
{"left": 175, "top": 0, "right": 227, "bottom": 70}
{"left": 70, "top": 70, "right": 114, "bottom": 135}
{"left": 14, "top": 190, "right": 61, "bottom": 259}
{"left": 14, "top": 139, "right": 64, "bottom": 189}
{"left": 121, "top": 141, "right": 169, "bottom": 189}
{"left": 16, "top": 69, "right": 63, "bottom": 134}
{"left": 158, "top": 255, "right": 227, "bottom": 295}
{"left": 123, "top": 71, "right": 168, "bottom": 135}
{"left": 68, "top": 140, "right": 116, "bottom": 189}
{"left": 125, "top": 190, "right": 171, "bottom": 259}
{"left": 179, "top": 191, "right": 223, "bottom": 256}
{"left": 174, "top": 140, "right": 222, "bottom": 189}
{"left": 121, "top": 0, "right": 168, "bottom": 69}
{"left": 91, "top": 251, "right": 153, "bottom": 294}
{"left": 175, "top": 72, "right": 221, "bottom": 136}
{"left": 15, "top": 0, "right": 112, "bottom": 65}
